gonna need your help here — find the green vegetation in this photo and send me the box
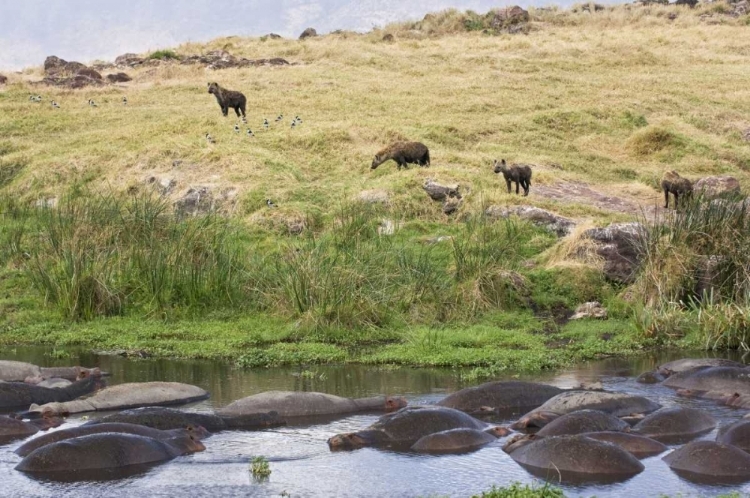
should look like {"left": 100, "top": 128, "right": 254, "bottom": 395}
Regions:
{"left": 473, "top": 482, "right": 565, "bottom": 498}
{"left": 1, "top": 3, "right": 749, "bottom": 369}
{"left": 250, "top": 456, "right": 271, "bottom": 479}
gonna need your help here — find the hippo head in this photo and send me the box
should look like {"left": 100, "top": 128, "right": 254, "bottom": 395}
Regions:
{"left": 327, "top": 430, "right": 384, "bottom": 451}
{"left": 34, "top": 414, "right": 64, "bottom": 430}
{"left": 169, "top": 434, "right": 206, "bottom": 455}
{"left": 385, "top": 396, "right": 407, "bottom": 412}
{"left": 493, "top": 159, "right": 506, "bottom": 174}
{"left": 76, "top": 367, "right": 102, "bottom": 380}
{"left": 484, "top": 426, "right": 511, "bottom": 438}
{"left": 186, "top": 424, "right": 211, "bottom": 440}
{"left": 502, "top": 434, "right": 537, "bottom": 454}
{"left": 511, "top": 410, "right": 560, "bottom": 431}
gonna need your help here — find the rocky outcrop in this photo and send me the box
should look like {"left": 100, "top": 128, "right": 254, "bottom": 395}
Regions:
{"left": 694, "top": 175, "right": 741, "bottom": 199}
{"left": 173, "top": 186, "right": 237, "bottom": 218}
{"left": 299, "top": 28, "right": 318, "bottom": 39}
{"left": 423, "top": 179, "right": 461, "bottom": 202}
{"left": 490, "top": 6, "right": 530, "bottom": 33}
{"left": 0, "top": 74, "right": 7, "bottom": 85}
{"left": 114, "top": 53, "right": 144, "bottom": 68}
{"left": 179, "top": 50, "right": 290, "bottom": 70}
{"left": 382, "top": 34, "right": 395, "bottom": 42}
{"left": 40, "top": 55, "right": 104, "bottom": 88}
{"left": 485, "top": 205, "right": 576, "bottom": 237}
{"left": 570, "top": 301, "right": 608, "bottom": 320}
{"left": 583, "top": 223, "right": 646, "bottom": 284}
{"left": 106, "top": 72, "right": 132, "bottom": 83}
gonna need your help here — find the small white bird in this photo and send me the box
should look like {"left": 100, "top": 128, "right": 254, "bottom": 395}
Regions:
{"left": 122, "top": 96, "right": 128, "bottom": 105}
{"left": 28, "top": 95, "right": 35, "bottom": 101}
{"left": 88, "top": 99, "right": 97, "bottom": 107}
{"left": 266, "top": 199, "right": 277, "bottom": 208}
{"left": 205, "top": 133, "right": 215, "bottom": 144}
{"left": 51, "top": 100, "right": 60, "bottom": 109}
{"left": 234, "top": 123, "right": 240, "bottom": 133}
{"left": 263, "top": 118, "right": 269, "bottom": 130}
{"left": 295, "top": 115, "right": 302, "bottom": 124}
{"left": 290, "top": 120, "right": 296, "bottom": 129}
{"left": 246, "top": 129, "right": 254, "bottom": 137}
{"left": 275, "top": 114, "right": 283, "bottom": 122}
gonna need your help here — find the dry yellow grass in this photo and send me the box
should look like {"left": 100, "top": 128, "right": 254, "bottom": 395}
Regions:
{"left": 1, "top": 4, "right": 749, "bottom": 226}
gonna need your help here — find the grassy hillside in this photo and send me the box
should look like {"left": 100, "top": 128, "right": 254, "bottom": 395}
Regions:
{"left": 0, "top": 4, "right": 749, "bottom": 370}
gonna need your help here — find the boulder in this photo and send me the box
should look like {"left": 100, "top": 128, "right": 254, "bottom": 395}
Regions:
{"left": 106, "top": 72, "right": 132, "bottom": 83}
{"left": 485, "top": 205, "right": 576, "bottom": 237}
{"left": 694, "top": 176, "right": 741, "bottom": 199}
{"left": 570, "top": 301, "right": 608, "bottom": 320}
{"left": 299, "top": 28, "right": 318, "bottom": 39}
{"left": 174, "top": 187, "right": 215, "bottom": 218}
{"left": 382, "top": 34, "right": 395, "bottom": 42}
{"left": 115, "top": 53, "right": 145, "bottom": 67}
{"left": 443, "top": 199, "right": 462, "bottom": 215}
{"left": 43, "top": 56, "right": 67, "bottom": 72}
{"left": 40, "top": 55, "right": 104, "bottom": 88}
{"left": 583, "top": 223, "right": 645, "bottom": 284}
{"left": 423, "top": 179, "right": 461, "bottom": 202}
{"left": 675, "top": 0, "right": 698, "bottom": 6}
{"left": 491, "top": 6, "right": 530, "bottom": 28}
{"left": 266, "top": 33, "right": 282, "bottom": 39}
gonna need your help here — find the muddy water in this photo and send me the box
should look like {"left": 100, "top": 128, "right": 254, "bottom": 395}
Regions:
{"left": 1, "top": 347, "right": 749, "bottom": 497}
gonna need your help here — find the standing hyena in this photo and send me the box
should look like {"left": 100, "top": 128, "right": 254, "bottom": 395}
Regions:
{"left": 661, "top": 170, "right": 693, "bottom": 209}
{"left": 371, "top": 142, "right": 431, "bottom": 170}
{"left": 207, "top": 82, "right": 246, "bottom": 118}
{"left": 493, "top": 159, "right": 532, "bottom": 196}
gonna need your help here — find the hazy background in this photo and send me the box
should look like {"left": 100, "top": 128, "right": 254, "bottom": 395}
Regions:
{"left": 0, "top": 0, "right": 566, "bottom": 70}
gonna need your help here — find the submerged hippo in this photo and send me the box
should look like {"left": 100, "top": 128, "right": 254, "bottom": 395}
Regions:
{"left": 36, "top": 378, "right": 73, "bottom": 389}
{"left": 632, "top": 406, "right": 716, "bottom": 444}
{"left": 663, "top": 367, "right": 750, "bottom": 395}
{"left": 16, "top": 422, "right": 210, "bottom": 457}
{"left": 15, "top": 431, "right": 205, "bottom": 476}
{"left": 410, "top": 427, "right": 509, "bottom": 454}
{"left": 218, "top": 391, "right": 406, "bottom": 423}
{"left": 436, "top": 381, "right": 563, "bottom": 417}
{"left": 663, "top": 440, "right": 750, "bottom": 484}
{"left": 0, "top": 375, "right": 104, "bottom": 411}
{"left": 86, "top": 406, "right": 283, "bottom": 431}
{"left": 512, "top": 391, "right": 660, "bottom": 430}
{"left": 581, "top": 431, "right": 667, "bottom": 459}
{"left": 29, "top": 382, "right": 209, "bottom": 416}
{"left": 536, "top": 410, "right": 630, "bottom": 437}
{"left": 0, "top": 414, "right": 63, "bottom": 445}
{"left": 0, "top": 360, "right": 102, "bottom": 383}
{"left": 636, "top": 371, "right": 666, "bottom": 385}
{"left": 506, "top": 434, "right": 644, "bottom": 483}
{"left": 717, "top": 420, "right": 750, "bottom": 452}
{"left": 328, "top": 406, "right": 489, "bottom": 450}
{"left": 657, "top": 358, "right": 744, "bottom": 377}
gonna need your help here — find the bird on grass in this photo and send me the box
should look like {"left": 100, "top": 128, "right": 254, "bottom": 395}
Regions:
{"left": 88, "top": 99, "right": 97, "bottom": 107}
{"left": 51, "top": 101, "right": 60, "bottom": 109}
{"left": 205, "top": 133, "right": 216, "bottom": 144}
{"left": 295, "top": 115, "right": 302, "bottom": 124}
{"left": 266, "top": 199, "right": 277, "bottom": 208}
{"left": 290, "top": 120, "right": 296, "bottom": 129}
{"left": 263, "top": 118, "right": 269, "bottom": 130}
{"left": 234, "top": 123, "right": 240, "bottom": 133}
{"left": 246, "top": 129, "right": 254, "bottom": 137}
{"left": 275, "top": 114, "right": 283, "bottom": 122}
{"left": 122, "top": 96, "right": 128, "bottom": 105}
{"left": 29, "top": 95, "right": 42, "bottom": 102}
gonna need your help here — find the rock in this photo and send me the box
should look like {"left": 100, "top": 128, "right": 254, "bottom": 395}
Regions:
{"left": 694, "top": 175, "right": 741, "bottom": 199}
{"left": 443, "top": 199, "right": 462, "bottom": 215}
{"left": 115, "top": 53, "right": 145, "bottom": 67}
{"left": 179, "top": 50, "right": 289, "bottom": 70}
{"left": 491, "top": 6, "right": 530, "bottom": 28}
{"left": 378, "top": 219, "right": 396, "bottom": 236}
{"left": 485, "top": 205, "right": 576, "bottom": 237}
{"left": 675, "top": 0, "right": 698, "bottom": 6}
{"left": 40, "top": 56, "right": 105, "bottom": 88}
{"left": 43, "top": 56, "right": 67, "bottom": 72}
{"left": 106, "top": 72, "right": 132, "bottom": 83}
{"left": 423, "top": 179, "right": 461, "bottom": 202}
{"left": 266, "top": 33, "right": 282, "bottom": 39}
{"left": 382, "top": 34, "right": 395, "bottom": 42}
{"left": 0, "top": 74, "right": 7, "bottom": 84}
{"left": 570, "top": 301, "right": 607, "bottom": 320}
{"left": 583, "top": 222, "right": 646, "bottom": 284}
{"left": 76, "top": 67, "right": 102, "bottom": 80}
{"left": 357, "top": 189, "right": 389, "bottom": 204}
{"left": 299, "top": 28, "right": 318, "bottom": 39}
{"left": 145, "top": 176, "right": 177, "bottom": 196}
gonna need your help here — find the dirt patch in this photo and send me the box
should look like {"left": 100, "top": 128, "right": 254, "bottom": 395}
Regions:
{"left": 533, "top": 181, "right": 665, "bottom": 219}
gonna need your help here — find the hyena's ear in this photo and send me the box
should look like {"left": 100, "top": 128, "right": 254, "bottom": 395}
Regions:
{"left": 501, "top": 159, "right": 506, "bottom": 166}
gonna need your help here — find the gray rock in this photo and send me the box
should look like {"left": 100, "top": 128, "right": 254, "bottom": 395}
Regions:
{"left": 423, "top": 179, "right": 461, "bottom": 202}
{"left": 584, "top": 222, "right": 646, "bottom": 284}
{"left": 114, "top": 53, "right": 145, "bottom": 67}
{"left": 106, "top": 72, "right": 132, "bottom": 83}
{"left": 570, "top": 301, "right": 607, "bottom": 320}
{"left": 694, "top": 176, "right": 741, "bottom": 198}
{"left": 485, "top": 205, "right": 576, "bottom": 237}
{"left": 299, "top": 28, "right": 318, "bottom": 39}
{"left": 174, "top": 187, "right": 214, "bottom": 218}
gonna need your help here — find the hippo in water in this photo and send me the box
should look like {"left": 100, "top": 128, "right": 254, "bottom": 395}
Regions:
{"left": 0, "top": 360, "right": 103, "bottom": 383}
{"left": 505, "top": 434, "right": 644, "bottom": 483}
{"left": 663, "top": 366, "right": 750, "bottom": 394}
{"left": 436, "top": 381, "right": 564, "bottom": 418}
{"left": 218, "top": 391, "right": 406, "bottom": 424}
{"left": 0, "top": 375, "right": 105, "bottom": 411}
{"left": 15, "top": 422, "right": 210, "bottom": 457}
{"left": 28, "top": 382, "right": 209, "bottom": 416}
{"left": 328, "top": 406, "right": 490, "bottom": 451}
{"left": 663, "top": 440, "right": 750, "bottom": 484}
{"left": 535, "top": 410, "right": 630, "bottom": 437}
{"left": 86, "top": 406, "right": 284, "bottom": 431}
{"left": 581, "top": 431, "right": 667, "bottom": 459}
{"left": 410, "top": 427, "right": 509, "bottom": 454}
{"left": 632, "top": 406, "right": 716, "bottom": 444}
{"left": 512, "top": 391, "right": 660, "bottom": 430}
{"left": 656, "top": 358, "right": 745, "bottom": 377}
{"left": 0, "top": 414, "right": 64, "bottom": 445}
{"left": 716, "top": 419, "right": 750, "bottom": 453}
{"left": 15, "top": 431, "right": 205, "bottom": 478}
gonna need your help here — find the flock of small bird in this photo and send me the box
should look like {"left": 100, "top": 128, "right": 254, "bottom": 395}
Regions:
{"left": 29, "top": 94, "right": 129, "bottom": 109}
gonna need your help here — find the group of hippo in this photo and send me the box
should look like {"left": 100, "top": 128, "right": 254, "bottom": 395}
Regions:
{"left": 3, "top": 358, "right": 750, "bottom": 485}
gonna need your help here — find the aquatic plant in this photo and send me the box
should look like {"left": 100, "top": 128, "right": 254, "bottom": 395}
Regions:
{"left": 250, "top": 456, "right": 271, "bottom": 479}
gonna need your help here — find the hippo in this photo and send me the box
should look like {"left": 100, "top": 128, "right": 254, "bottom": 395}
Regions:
{"left": 663, "top": 440, "right": 750, "bottom": 484}
{"left": 16, "top": 422, "right": 210, "bottom": 457}
{"left": 662, "top": 367, "right": 750, "bottom": 395}
{"left": 0, "top": 375, "right": 105, "bottom": 411}
{"left": 0, "top": 360, "right": 102, "bottom": 383}
{"left": 632, "top": 406, "right": 717, "bottom": 443}
{"left": 657, "top": 358, "right": 744, "bottom": 377}
{"left": 29, "top": 382, "right": 209, "bottom": 416}
{"left": 512, "top": 391, "right": 660, "bottom": 430}
{"left": 86, "top": 406, "right": 283, "bottom": 431}
{"left": 436, "top": 381, "right": 564, "bottom": 417}
{"left": 535, "top": 410, "right": 630, "bottom": 437}
{"left": 0, "top": 414, "right": 63, "bottom": 445}
{"left": 328, "top": 406, "right": 489, "bottom": 451}
{"left": 15, "top": 432, "right": 205, "bottom": 477}
{"left": 218, "top": 391, "right": 406, "bottom": 423}
{"left": 717, "top": 419, "right": 750, "bottom": 452}
{"left": 506, "top": 434, "right": 644, "bottom": 483}
{"left": 636, "top": 371, "right": 666, "bottom": 384}
{"left": 581, "top": 432, "right": 667, "bottom": 459}
{"left": 36, "top": 378, "right": 73, "bottom": 389}
{"left": 410, "top": 427, "right": 509, "bottom": 454}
